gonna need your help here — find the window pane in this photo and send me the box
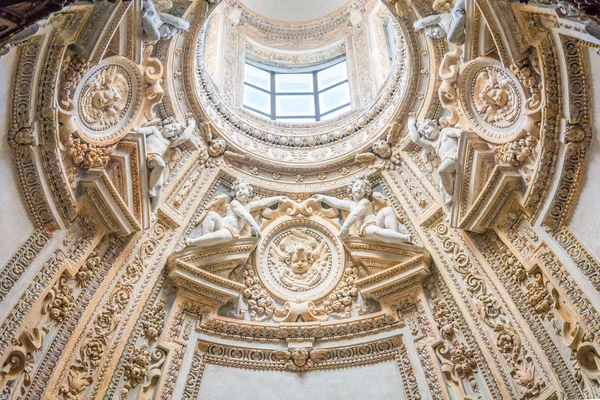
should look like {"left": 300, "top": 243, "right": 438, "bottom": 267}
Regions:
{"left": 317, "top": 61, "right": 348, "bottom": 89}
{"left": 243, "top": 85, "right": 271, "bottom": 114}
{"left": 276, "top": 95, "right": 315, "bottom": 116}
{"left": 244, "top": 64, "right": 270, "bottom": 90}
{"left": 321, "top": 105, "right": 351, "bottom": 120}
{"left": 276, "top": 118, "right": 316, "bottom": 123}
{"left": 319, "top": 82, "right": 350, "bottom": 113}
{"left": 275, "top": 73, "right": 313, "bottom": 93}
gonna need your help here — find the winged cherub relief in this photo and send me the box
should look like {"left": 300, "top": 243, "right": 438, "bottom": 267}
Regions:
{"left": 313, "top": 175, "right": 411, "bottom": 244}
{"left": 184, "top": 179, "right": 288, "bottom": 247}
{"left": 268, "top": 228, "right": 330, "bottom": 291}
{"left": 354, "top": 122, "right": 402, "bottom": 170}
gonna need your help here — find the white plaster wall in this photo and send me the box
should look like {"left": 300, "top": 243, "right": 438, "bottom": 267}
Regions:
{"left": 198, "top": 360, "right": 405, "bottom": 400}
{"left": 568, "top": 47, "right": 600, "bottom": 261}
{"left": 0, "top": 48, "right": 36, "bottom": 266}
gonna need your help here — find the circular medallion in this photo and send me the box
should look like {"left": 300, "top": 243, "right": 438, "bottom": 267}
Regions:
{"left": 74, "top": 57, "right": 143, "bottom": 146}
{"left": 459, "top": 58, "right": 526, "bottom": 144}
{"left": 256, "top": 217, "right": 344, "bottom": 302}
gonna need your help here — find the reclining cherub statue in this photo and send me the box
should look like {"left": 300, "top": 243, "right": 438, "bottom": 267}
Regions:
{"left": 313, "top": 175, "right": 411, "bottom": 245}
{"left": 184, "top": 179, "right": 287, "bottom": 248}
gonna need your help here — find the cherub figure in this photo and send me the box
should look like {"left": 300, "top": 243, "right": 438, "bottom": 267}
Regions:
{"left": 138, "top": 117, "right": 196, "bottom": 219}
{"left": 197, "top": 122, "right": 231, "bottom": 168}
{"left": 141, "top": 0, "right": 190, "bottom": 44}
{"left": 408, "top": 117, "right": 463, "bottom": 206}
{"left": 355, "top": 122, "right": 402, "bottom": 170}
{"left": 413, "top": 0, "right": 465, "bottom": 44}
{"left": 184, "top": 179, "right": 287, "bottom": 248}
{"left": 313, "top": 175, "right": 411, "bottom": 245}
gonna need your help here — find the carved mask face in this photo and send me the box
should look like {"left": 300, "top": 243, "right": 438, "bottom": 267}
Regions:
{"left": 291, "top": 349, "right": 309, "bottom": 366}
{"left": 208, "top": 138, "right": 226, "bottom": 157}
{"left": 372, "top": 140, "right": 392, "bottom": 158}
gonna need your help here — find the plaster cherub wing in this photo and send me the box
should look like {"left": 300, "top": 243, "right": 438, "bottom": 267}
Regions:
{"left": 272, "top": 350, "right": 291, "bottom": 363}
{"left": 312, "top": 239, "right": 329, "bottom": 268}
{"left": 419, "top": 147, "right": 440, "bottom": 173}
{"left": 385, "top": 122, "right": 403, "bottom": 146}
{"left": 309, "top": 349, "right": 330, "bottom": 363}
{"left": 371, "top": 192, "right": 390, "bottom": 215}
{"left": 153, "top": 0, "right": 174, "bottom": 11}
{"left": 198, "top": 122, "right": 214, "bottom": 145}
{"left": 141, "top": 117, "right": 162, "bottom": 128}
{"left": 163, "top": 147, "right": 182, "bottom": 171}
{"left": 193, "top": 193, "right": 229, "bottom": 225}
{"left": 269, "top": 243, "right": 287, "bottom": 273}
{"left": 372, "top": 192, "right": 405, "bottom": 225}
{"left": 354, "top": 152, "right": 377, "bottom": 165}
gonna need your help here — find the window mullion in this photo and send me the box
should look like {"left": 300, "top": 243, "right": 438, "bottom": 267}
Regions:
{"left": 318, "top": 79, "right": 349, "bottom": 94}
{"left": 313, "top": 71, "right": 320, "bottom": 121}
{"left": 270, "top": 71, "right": 276, "bottom": 120}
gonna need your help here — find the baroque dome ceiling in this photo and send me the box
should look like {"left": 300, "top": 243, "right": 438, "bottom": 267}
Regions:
{"left": 0, "top": 0, "right": 600, "bottom": 399}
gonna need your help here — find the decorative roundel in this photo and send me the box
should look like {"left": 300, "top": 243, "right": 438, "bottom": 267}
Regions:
{"left": 256, "top": 217, "right": 345, "bottom": 302}
{"left": 73, "top": 56, "right": 143, "bottom": 146}
{"left": 459, "top": 58, "right": 527, "bottom": 144}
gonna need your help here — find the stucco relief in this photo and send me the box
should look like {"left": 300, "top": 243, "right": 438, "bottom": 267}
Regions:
{"left": 78, "top": 65, "right": 130, "bottom": 131}
{"left": 4, "top": 1, "right": 600, "bottom": 400}
{"left": 70, "top": 57, "right": 143, "bottom": 145}
{"left": 257, "top": 218, "right": 343, "bottom": 303}
{"left": 472, "top": 66, "right": 520, "bottom": 129}
{"left": 458, "top": 58, "right": 527, "bottom": 144}
{"left": 267, "top": 228, "right": 332, "bottom": 293}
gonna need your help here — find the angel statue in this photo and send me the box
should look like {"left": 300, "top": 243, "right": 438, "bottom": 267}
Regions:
{"left": 184, "top": 179, "right": 288, "bottom": 248}
{"left": 139, "top": 116, "right": 196, "bottom": 220}
{"left": 408, "top": 117, "right": 463, "bottom": 207}
{"left": 141, "top": 0, "right": 190, "bottom": 44}
{"left": 313, "top": 175, "right": 411, "bottom": 245}
{"left": 355, "top": 122, "right": 402, "bottom": 170}
{"left": 413, "top": 0, "right": 466, "bottom": 44}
